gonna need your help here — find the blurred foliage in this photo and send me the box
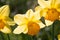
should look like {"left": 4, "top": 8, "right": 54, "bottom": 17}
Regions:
{"left": 0, "top": 0, "right": 37, "bottom": 17}
{"left": 0, "top": 0, "right": 60, "bottom": 40}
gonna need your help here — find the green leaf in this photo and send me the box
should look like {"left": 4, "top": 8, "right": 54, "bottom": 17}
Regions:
{"left": 0, "top": 32, "right": 4, "bottom": 40}
{"left": 0, "top": 32, "right": 9, "bottom": 40}
{"left": 16, "top": 34, "right": 22, "bottom": 40}
{"left": 8, "top": 33, "right": 17, "bottom": 40}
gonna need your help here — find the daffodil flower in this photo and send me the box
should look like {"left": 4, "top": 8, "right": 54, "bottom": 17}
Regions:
{"left": 0, "top": 5, "right": 15, "bottom": 33}
{"left": 36, "top": 0, "right": 60, "bottom": 26}
{"left": 13, "top": 9, "right": 45, "bottom": 36}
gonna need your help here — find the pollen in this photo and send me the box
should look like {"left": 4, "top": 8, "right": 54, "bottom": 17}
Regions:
{"left": 45, "top": 8, "right": 60, "bottom": 21}
{"left": 0, "top": 20, "right": 5, "bottom": 29}
{"left": 27, "top": 22, "right": 40, "bottom": 36}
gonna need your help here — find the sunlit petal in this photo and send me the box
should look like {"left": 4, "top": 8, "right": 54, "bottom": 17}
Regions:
{"left": 0, "top": 5, "right": 10, "bottom": 17}
{"left": 32, "top": 11, "right": 41, "bottom": 22}
{"left": 38, "top": 0, "right": 51, "bottom": 8}
{"left": 57, "top": 8, "right": 60, "bottom": 12}
{"left": 50, "top": 0, "right": 56, "bottom": 8}
{"left": 40, "top": 8, "right": 48, "bottom": 17}
{"left": 7, "top": 21, "right": 15, "bottom": 26}
{"left": 54, "top": 0, "right": 60, "bottom": 8}
{"left": 13, "top": 25, "right": 27, "bottom": 34}
{"left": 26, "top": 9, "right": 34, "bottom": 20}
{"left": 45, "top": 20, "right": 53, "bottom": 26}
{"left": 4, "top": 17, "right": 15, "bottom": 26}
{"left": 38, "top": 21, "right": 45, "bottom": 29}
{"left": 14, "top": 14, "right": 28, "bottom": 25}
{"left": 35, "top": 6, "right": 42, "bottom": 11}
{"left": 55, "top": 4, "right": 60, "bottom": 12}
{"left": 0, "top": 26, "right": 11, "bottom": 33}
{"left": 23, "top": 26, "right": 28, "bottom": 34}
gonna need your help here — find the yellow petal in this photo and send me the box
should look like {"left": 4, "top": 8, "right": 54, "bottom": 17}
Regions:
{"left": 38, "top": 0, "right": 51, "bottom": 8}
{"left": 55, "top": 4, "right": 60, "bottom": 12}
{"left": 23, "top": 26, "right": 28, "bottom": 34}
{"left": 56, "top": 8, "right": 60, "bottom": 12}
{"left": 26, "top": 9, "right": 41, "bottom": 21}
{"left": 14, "top": 14, "right": 28, "bottom": 25}
{"left": 53, "top": 0, "right": 60, "bottom": 10}
{"left": 45, "top": 20, "right": 53, "bottom": 26}
{"left": 34, "top": 6, "right": 42, "bottom": 19}
{"left": 35, "top": 6, "right": 42, "bottom": 11}
{"left": 50, "top": 0, "right": 56, "bottom": 8}
{"left": 26, "top": 9, "right": 34, "bottom": 20}
{"left": 7, "top": 21, "right": 15, "bottom": 26}
{"left": 38, "top": 21, "right": 45, "bottom": 29}
{"left": 0, "top": 26, "right": 11, "bottom": 33}
{"left": 55, "top": 0, "right": 60, "bottom": 4}
{"left": 57, "top": 34, "right": 60, "bottom": 40}
{"left": 13, "top": 25, "right": 27, "bottom": 34}
{"left": 5, "top": 17, "right": 15, "bottom": 26}
{"left": 32, "top": 11, "right": 41, "bottom": 22}
{"left": 0, "top": 5, "right": 10, "bottom": 17}
{"left": 40, "top": 8, "right": 48, "bottom": 17}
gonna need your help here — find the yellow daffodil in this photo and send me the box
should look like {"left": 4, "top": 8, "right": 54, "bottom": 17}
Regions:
{"left": 57, "top": 34, "right": 60, "bottom": 40}
{"left": 13, "top": 9, "right": 45, "bottom": 36}
{"left": 36, "top": 0, "right": 60, "bottom": 26}
{"left": 0, "top": 5, "right": 15, "bottom": 33}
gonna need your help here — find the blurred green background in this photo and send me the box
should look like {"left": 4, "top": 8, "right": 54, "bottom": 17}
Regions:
{"left": 0, "top": 0, "right": 60, "bottom": 40}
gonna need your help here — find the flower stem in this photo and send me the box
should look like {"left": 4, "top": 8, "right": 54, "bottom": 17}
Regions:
{"left": 52, "top": 22, "right": 54, "bottom": 40}
{"left": 7, "top": 34, "right": 10, "bottom": 40}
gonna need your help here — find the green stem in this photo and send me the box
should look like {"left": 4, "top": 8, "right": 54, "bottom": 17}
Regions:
{"left": 52, "top": 22, "right": 54, "bottom": 40}
{"left": 33, "top": 36, "right": 37, "bottom": 40}
{"left": 0, "top": 32, "right": 4, "bottom": 40}
{"left": 7, "top": 34, "right": 10, "bottom": 40}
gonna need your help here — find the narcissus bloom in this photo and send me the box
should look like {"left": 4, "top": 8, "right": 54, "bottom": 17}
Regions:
{"left": 0, "top": 5, "right": 15, "bottom": 33}
{"left": 13, "top": 9, "right": 45, "bottom": 36}
{"left": 37, "top": 0, "right": 60, "bottom": 26}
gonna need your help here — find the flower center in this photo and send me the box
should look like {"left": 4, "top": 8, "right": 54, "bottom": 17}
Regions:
{"left": 45, "top": 8, "right": 60, "bottom": 21}
{"left": 27, "top": 22, "right": 40, "bottom": 36}
{"left": 0, "top": 19, "right": 5, "bottom": 29}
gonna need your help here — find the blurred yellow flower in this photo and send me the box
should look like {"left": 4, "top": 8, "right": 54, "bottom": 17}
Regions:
{"left": 58, "top": 34, "right": 60, "bottom": 40}
{"left": 37, "top": 0, "right": 60, "bottom": 26}
{"left": 0, "top": 5, "right": 15, "bottom": 33}
{"left": 13, "top": 9, "right": 45, "bottom": 36}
